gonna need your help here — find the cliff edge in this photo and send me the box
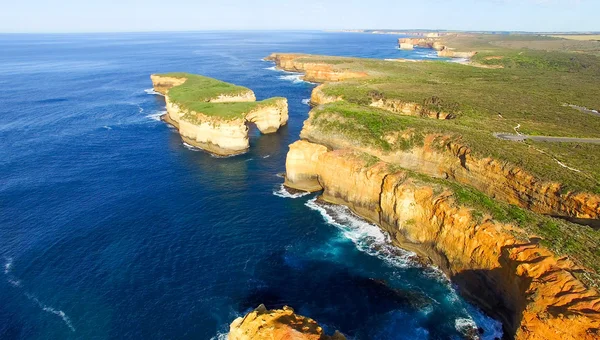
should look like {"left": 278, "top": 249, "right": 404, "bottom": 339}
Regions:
{"left": 270, "top": 38, "right": 600, "bottom": 339}
{"left": 150, "top": 73, "right": 288, "bottom": 156}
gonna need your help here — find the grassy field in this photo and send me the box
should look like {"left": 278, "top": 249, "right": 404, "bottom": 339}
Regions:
{"left": 156, "top": 73, "right": 282, "bottom": 121}
{"left": 180, "top": 97, "right": 284, "bottom": 123}
{"left": 285, "top": 38, "right": 600, "bottom": 194}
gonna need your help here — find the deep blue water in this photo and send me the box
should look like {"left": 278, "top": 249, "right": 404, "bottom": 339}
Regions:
{"left": 0, "top": 31, "right": 502, "bottom": 339}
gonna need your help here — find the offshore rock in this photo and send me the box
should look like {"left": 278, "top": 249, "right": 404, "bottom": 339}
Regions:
{"left": 228, "top": 305, "right": 346, "bottom": 340}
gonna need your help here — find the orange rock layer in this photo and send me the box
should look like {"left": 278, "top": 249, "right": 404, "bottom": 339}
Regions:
{"left": 264, "top": 53, "right": 368, "bottom": 83}
{"left": 229, "top": 304, "right": 346, "bottom": 340}
{"left": 284, "top": 141, "right": 600, "bottom": 339}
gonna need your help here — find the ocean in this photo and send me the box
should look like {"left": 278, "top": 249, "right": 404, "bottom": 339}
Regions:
{"left": 0, "top": 31, "right": 502, "bottom": 339}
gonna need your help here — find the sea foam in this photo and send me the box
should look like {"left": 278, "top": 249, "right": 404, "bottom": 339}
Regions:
{"left": 144, "top": 88, "right": 164, "bottom": 96}
{"left": 146, "top": 110, "right": 166, "bottom": 122}
{"left": 273, "top": 184, "right": 311, "bottom": 199}
{"left": 305, "top": 197, "right": 417, "bottom": 268}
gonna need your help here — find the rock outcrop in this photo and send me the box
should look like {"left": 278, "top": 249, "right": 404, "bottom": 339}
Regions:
{"left": 284, "top": 140, "right": 600, "bottom": 340}
{"left": 264, "top": 54, "right": 368, "bottom": 83}
{"left": 398, "top": 38, "right": 477, "bottom": 59}
{"left": 269, "top": 55, "right": 454, "bottom": 119}
{"left": 151, "top": 74, "right": 288, "bottom": 156}
{"left": 299, "top": 114, "right": 599, "bottom": 219}
{"left": 229, "top": 305, "right": 346, "bottom": 340}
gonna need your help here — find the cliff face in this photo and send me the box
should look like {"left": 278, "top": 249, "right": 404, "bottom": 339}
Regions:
{"left": 149, "top": 75, "right": 187, "bottom": 95}
{"left": 310, "top": 84, "right": 343, "bottom": 106}
{"left": 228, "top": 305, "right": 346, "bottom": 340}
{"left": 397, "top": 38, "right": 477, "bottom": 59}
{"left": 284, "top": 140, "right": 600, "bottom": 340}
{"left": 151, "top": 75, "right": 288, "bottom": 156}
{"left": 299, "top": 114, "right": 599, "bottom": 220}
{"left": 264, "top": 54, "right": 368, "bottom": 82}
{"left": 369, "top": 98, "right": 454, "bottom": 119}
{"left": 245, "top": 98, "right": 289, "bottom": 134}
{"left": 271, "top": 57, "right": 452, "bottom": 120}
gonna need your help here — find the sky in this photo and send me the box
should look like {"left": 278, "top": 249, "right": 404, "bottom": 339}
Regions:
{"left": 0, "top": 0, "right": 598, "bottom": 33}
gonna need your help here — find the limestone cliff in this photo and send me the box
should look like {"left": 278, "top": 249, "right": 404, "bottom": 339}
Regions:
{"left": 228, "top": 305, "right": 346, "bottom": 340}
{"left": 299, "top": 109, "right": 599, "bottom": 220}
{"left": 284, "top": 140, "right": 600, "bottom": 340}
{"left": 398, "top": 38, "right": 477, "bottom": 59}
{"left": 151, "top": 74, "right": 288, "bottom": 156}
{"left": 269, "top": 55, "right": 453, "bottom": 120}
{"left": 264, "top": 54, "right": 368, "bottom": 83}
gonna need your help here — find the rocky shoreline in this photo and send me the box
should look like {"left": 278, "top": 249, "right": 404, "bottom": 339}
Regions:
{"left": 267, "top": 53, "right": 600, "bottom": 339}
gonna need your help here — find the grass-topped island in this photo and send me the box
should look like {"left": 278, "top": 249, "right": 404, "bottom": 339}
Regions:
{"left": 267, "top": 34, "right": 600, "bottom": 340}
{"left": 150, "top": 73, "right": 288, "bottom": 156}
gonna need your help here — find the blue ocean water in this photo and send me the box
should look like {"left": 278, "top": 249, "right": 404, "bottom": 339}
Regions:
{"left": 0, "top": 31, "right": 502, "bottom": 339}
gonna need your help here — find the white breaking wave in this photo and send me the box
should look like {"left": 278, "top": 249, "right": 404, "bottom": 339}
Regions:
{"left": 210, "top": 332, "right": 228, "bottom": 340}
{"left": 264, "top": 66, "right": 278, "bottom": 71}
{"left": 465, "top": 305, "right": 504, "bottom": 340}
{"left": 305, "top": 197, "right": 417, "bottom": 268}
{"left": 263, "top": 155, "right": 270, "bottom": 159}
{"left": 26, "top": 294, "right": 76, "bottom": 332}
{"left": 455, "top": 318, "right": 478, "bottom": 338}
{"left": 279, "top": 74, "right": 305, "bottom": 84}
{"left": 146, "top": 110, "right": 166, "bottom": 122}
{"left": 182, "top": 142, "right": 201, "bottom": 151}
{"left": 4, "top": 258, "right": 75, "bottom": 332}
{"left": 273, "top": 184, "right": 311, "bottom": 199}
{"left": 301, "top": 98, "right": 311, "bottom": 106}
{"left": 144, "top": 88, "right": 163, "bottom": 96}
{"left": 182, "top": 143, "right": 243, "bottom": 158}
{"left": 4, "top": 257, "right": 12, "bottom": 274}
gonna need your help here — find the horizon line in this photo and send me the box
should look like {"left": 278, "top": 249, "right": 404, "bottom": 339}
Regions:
{"left": 1, "top": 28, "right": 600, "bottom": 35}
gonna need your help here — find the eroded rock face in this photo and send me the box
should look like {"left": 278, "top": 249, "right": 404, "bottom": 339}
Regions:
{"left": 397, "top": 38, "right": 477, "bottom": 59}
{"left": 151, "top": 75, "right": 288, "bottom": 156}
{"left": 369, "top": 98, "right": 454, "bottom": 119}
{"left": 228, "top": 305, "right": 346, "bottom": 340}
{"left": 245, "top": 98, "right": 289, "bottom": 134}
{"left": 310, "top": 84, "right": 343, "bottom": 106}
{"left": 264, "top": 53, "right": 368, "bottom": 83}
{"left": 298, "top": 113, "right": 600, "bottom": 220}
{"left": 284, "top": 140, "right": 600, "bottom": 340}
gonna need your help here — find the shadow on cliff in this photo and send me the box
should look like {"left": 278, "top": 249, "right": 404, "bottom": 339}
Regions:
{"left": 384, "top": 238, "right": 531, "bottom": 340}
{"left": 450, "top": 242, "right": 540, "bottom": 340}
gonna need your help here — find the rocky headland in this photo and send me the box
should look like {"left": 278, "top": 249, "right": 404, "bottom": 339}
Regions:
{"left": 151, "top": 73, "right": 288, "bottom": 156}
{"left": 268, "top": 38, "right": 600, "bottom": 339}
{"left": 398, "top": 37, "right": 477, "bottom": 59}
{"left": 228, "top": 305, "right": 346, "bottom": 340}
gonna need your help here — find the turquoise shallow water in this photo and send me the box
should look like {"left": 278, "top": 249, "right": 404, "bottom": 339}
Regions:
{"left": 0, "top": 31, "right": 502, "bottom": 339}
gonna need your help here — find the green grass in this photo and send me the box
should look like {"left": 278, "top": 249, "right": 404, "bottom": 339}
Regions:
{"left": 156, "top": 73, "right": 283, "bottom": 121}
{"left": 180, "top": 97, "right": 284, "bottom": 122}
{"left": 282, "top": 39, "right": 600, "bottom": 194}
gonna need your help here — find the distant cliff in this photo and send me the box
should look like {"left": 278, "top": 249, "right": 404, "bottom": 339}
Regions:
{"left": 398, "top": 37, "right": 477, "bottom": 59}
{"left": 151, "top": 73, "right": 288, "bottom": 156}
{"left": 228, "top": 305, "right": 346, "bottom": 340}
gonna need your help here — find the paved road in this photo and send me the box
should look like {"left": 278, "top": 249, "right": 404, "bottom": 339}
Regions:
{"left": 494, "top": 133, "right": 600, "bottom": 144}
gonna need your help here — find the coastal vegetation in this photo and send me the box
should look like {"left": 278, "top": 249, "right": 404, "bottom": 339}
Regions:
{"left": 154, "top": 72, "right": 284, "bottom": 121}
{"left": 277, "top": 35, "right": 600, "bottom": 335}
{"left": 277, "top": 44, "right": 600, "bottom": 194}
